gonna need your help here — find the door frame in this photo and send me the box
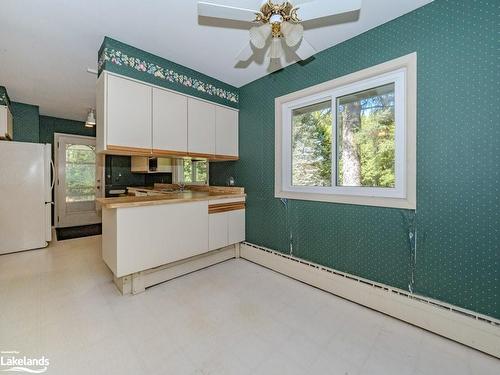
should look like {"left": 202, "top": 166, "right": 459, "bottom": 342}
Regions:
{"left": 54, "top": 133, "right": 102, "bottom": 228}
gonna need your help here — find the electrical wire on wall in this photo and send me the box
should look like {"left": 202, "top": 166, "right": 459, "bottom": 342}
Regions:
{"left": 280, "top": 198, "right": 293, "bottom": 256}
{"left": 401, "top": 210, "right": 418, "bottom": 293}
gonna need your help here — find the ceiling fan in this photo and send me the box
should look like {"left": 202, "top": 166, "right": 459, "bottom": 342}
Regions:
{"left": 198, "top": 0, "right": 362, "bottom": 63}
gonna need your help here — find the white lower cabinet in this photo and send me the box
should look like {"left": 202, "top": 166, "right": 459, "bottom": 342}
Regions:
{"left": 102, "top": 201, "right": 209, "bottom": 277}
{"left": 209, "top": 209, "right": 245, "bottom": 251}
{"left": 209, "top": 212, "right": 228, "bottom": 251}
{"left": 227, "top": 209, "right": 245, "bottom": 245}
{"left": 102, "top": 198, "right": 246, "bottom": 280}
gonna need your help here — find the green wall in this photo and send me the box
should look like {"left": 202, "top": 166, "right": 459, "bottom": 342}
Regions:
{"left": 39, "top": 115, "right": 95, "bottom": 148}
{"left": 211, "top": 0, "right": 499, "bottom": 319}
{"left": 11, "top": 102, "right": 40, "bottom": 143}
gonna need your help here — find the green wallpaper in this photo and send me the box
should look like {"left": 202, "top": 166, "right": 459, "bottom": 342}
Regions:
{"left": 11, "top": 102, "right": 40, "bottom": 143}
{"left": 39, "top": 115, "right": 95, "bottom": 149}
{"left": 211, "top": 0, "right": 500, "bottom": 319}
{"left": 99, "top": 37, "right": 239, "bottom": 108}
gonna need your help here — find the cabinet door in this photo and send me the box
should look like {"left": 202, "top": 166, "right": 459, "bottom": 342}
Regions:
{"left": 0, "top": 106, "right": 7, "bottom": 138}
{"left": 188, "top": 98, "right": 216, "bottom": 155}
{"left": 113, "top": 201, "right": 209, "bottom": 277}
{"left": 215, "top": 106, "right": 238, "bottom": 158}
{"left": 106, "top": 74, "right": 152, "bottom": 151}
{"left": 209, "top": 212, "right": 228, "bottom": 251}
{"left": 7, "top": 107, "right": 13, "bottom": 140}
{"left": 153, "top": 88, "right": 188, "bottom": 154}
{"left": 228, "top": 209, "right": 245, "bottom": 245}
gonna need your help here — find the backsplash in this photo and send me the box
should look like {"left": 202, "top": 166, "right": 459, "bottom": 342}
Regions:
{"left": 105, "top": 155, "right": 172, "bottom": 190}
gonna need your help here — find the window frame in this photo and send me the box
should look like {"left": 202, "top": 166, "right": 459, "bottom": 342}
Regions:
{"left": 275, "top": 53, "right": 416, "bottom": 209}
{"left": 173, "top": 159, "right": 209, "bottom": 185}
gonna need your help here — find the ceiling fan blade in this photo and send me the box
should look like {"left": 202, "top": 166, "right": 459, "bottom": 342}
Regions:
{"left": 198, "top": 2, "right": 258, "bottom": 22}
{"left": 282, "top": 21, "right": 304, "bottom": 47}
{"left": 296, "top": 0, "right": 361, "bottom": 22}
{"left": 235, "top": 43, "right": 253, "bottom": 61}
{"left": 294, "top": 38, "right": 316, "bottom": 61}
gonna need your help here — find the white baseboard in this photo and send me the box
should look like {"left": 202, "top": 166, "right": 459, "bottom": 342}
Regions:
{"left": 115, "top": 245, "right": 237, "bottom": 295}
{"left": 240, "top": 243, "right": 500, "bottom": 358}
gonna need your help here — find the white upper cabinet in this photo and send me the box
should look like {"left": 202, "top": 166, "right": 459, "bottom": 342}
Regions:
{"left": 97, "top": 72, "right": 238, "bottom": 159}
{"left": 106, "top": 74, "right": 152, "bottom": 152}
{"left": 215, "top": 106, "right": 238, "bottom": 158}
{"left": 152, "top": 88, "right": 188, "bottom": 154}
{"left": 188, "top": 98, "right": 216, "bottom": 156}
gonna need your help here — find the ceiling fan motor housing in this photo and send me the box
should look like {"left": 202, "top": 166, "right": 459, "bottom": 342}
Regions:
{"left": 254, "top": 1, "right": 301, "bottom": 39}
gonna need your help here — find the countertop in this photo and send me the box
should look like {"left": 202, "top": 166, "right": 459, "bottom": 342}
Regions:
{"left": 97, "top": 190, "right": 246, "bottom": 209}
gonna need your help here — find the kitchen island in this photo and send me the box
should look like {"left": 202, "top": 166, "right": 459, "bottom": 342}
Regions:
{"left": 97, "top": 186, "right": 245, "bottom": 294}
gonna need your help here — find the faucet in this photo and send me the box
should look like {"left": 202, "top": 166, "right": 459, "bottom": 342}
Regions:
{"left": 179, "top": 182, "right": 185, "bottom": 192}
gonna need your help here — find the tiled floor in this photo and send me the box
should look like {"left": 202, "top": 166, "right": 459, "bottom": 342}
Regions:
{"left": 0, "top": 236, "right": 498, "bottom": 375}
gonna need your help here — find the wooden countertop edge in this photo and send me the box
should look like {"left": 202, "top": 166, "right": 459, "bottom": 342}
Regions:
{"left": 96, "top": 193, "right": 247, "bottom": 209}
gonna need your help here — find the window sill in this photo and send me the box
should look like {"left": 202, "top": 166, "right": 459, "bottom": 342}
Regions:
{"left": 275, "top": 190, "right": 415, "bottom": 210}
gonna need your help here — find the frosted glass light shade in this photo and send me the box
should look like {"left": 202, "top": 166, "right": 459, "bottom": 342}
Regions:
{"left": 85, "top": 109, "right": 96, "bottom": 128}
{"left": 269, "top": 38, "right": 283, "bottom": 59}
{"left": 281, "top": 22, "right": 304, "bottom": 47}
{"left": 249, "top": 24, "right": 272, "bottom": 49}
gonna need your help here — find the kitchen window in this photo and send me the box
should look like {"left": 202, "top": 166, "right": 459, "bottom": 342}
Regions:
{"left": 182, "top": 159, "right": 208, "bottom": 185}
{"left": 275, "top": 53, "right": 416, "bottom": 209}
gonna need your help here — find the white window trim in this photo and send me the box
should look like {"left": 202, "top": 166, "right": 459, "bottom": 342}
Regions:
{"left": 172, "top": 159, "right": 209, "bottom": 185}
{"left": 191, "top": 160, "right": 209, "bottom": 185}
{"left": 275, "top": 53, "right": 416, "bottom": 209}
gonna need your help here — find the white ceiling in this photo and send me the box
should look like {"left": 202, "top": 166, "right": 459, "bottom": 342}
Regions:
{"left": 0, "top": 0, "right": 432, "bottom": 122}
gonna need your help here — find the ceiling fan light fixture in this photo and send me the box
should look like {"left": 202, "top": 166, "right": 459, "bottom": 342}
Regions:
{"left": 249, "top": 23, "right": 271, "bottom": 49}
{"left": 281, "top": 21, "right": 303, "bottom": 47}
{"left": 85, "top": 109, "right": 96, "bottom": 128}
{"left": 197, "top": 0, "right": 362, "bottom": 64}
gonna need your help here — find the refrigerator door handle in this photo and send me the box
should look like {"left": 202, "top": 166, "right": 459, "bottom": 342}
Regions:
{"left": 50, "top": 159, "right": 56, "bottom": 189}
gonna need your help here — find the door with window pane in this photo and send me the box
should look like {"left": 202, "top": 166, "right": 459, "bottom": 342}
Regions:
{"left": 55, "top": 134, "right": 101, "bottom": 227}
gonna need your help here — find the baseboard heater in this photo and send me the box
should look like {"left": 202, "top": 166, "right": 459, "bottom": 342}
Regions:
{"left": 240, "top": 242, "right": 500, "bottom": 358}
{"left": 114, "top": 245, "right": 238, "bottom": 295}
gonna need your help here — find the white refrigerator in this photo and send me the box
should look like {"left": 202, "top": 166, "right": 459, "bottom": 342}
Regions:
{"left": 0, "top": 141, "right": 54, "bottom": 254}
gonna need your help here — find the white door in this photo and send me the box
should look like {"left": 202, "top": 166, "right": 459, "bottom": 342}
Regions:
{"left": 55, "top": 134, "right": 101, "bottom": 228}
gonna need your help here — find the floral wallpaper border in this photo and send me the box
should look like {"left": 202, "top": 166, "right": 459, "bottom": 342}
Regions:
{"left": 0, "top": 86, "right": 11, "bottom": 109}
{"left": 98, "top": 47, "right": 239, "bottom": 104}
